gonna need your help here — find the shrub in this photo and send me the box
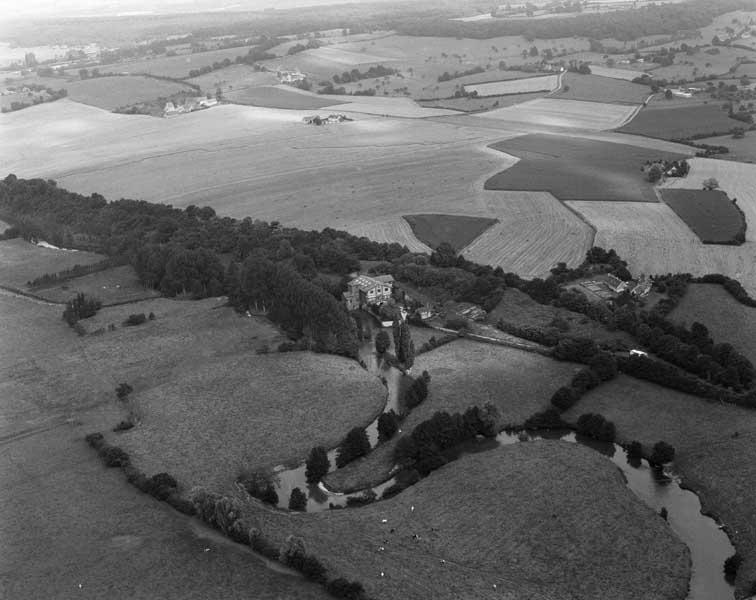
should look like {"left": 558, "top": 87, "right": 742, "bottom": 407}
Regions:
{"left": 650, "top": 441, "right": 675, "bottom": 464}
{"left": 375, "top": 330, "right": 391, "bottom": 354}
{"left": 326, "top": 577, "right": 366, "bottom": 600}
{"left": 404, "top": 370, "right": 431, "bottom": 409}
{"left": 524, "top": 408, "right": 565, "bottom": 429}
{"left": 239, "top": 471, "right": 279, "bottom": 505}
{"left": 148, "top": 312, "right": 156, "bottom": 320}
{"left": 123, "top": 313, "right": 147, "bottom": 327}
{"left": 62, "top": 292, "right": 102, "bottom": 325}
{"left": 551, "top": 386, "right": 580, "bottom": 411}
{"left": 112, "top": 420, "right": 134, "bottom": 432}
{"left": 444, "top": 316, "right": 468, "bottom": 331}
{"left": 553, "top": 336, "right": 599, "bottom": 363}
{"left": 84, "top": 432, "right": 104, "bottom": 449}
{"left": 280, "top": 535, "right": 307, "bottom": 568}
{"left": 249, "top": 529, "right": 280, "bottom": 561}
{"left": 305, "top": 446, "right": 330, "bottom": 484}
{"left": 165, "top": 493, "right": 196, "bottom": 516}
{"left": 116, "top": 382, "right": 133, "bottom": 400}
{"left": 589, "top": 351, "right": 619, "bottom": 381}
{"left": 724, "top": 553, "right": 742, "bottom": 583}
{"left": 289, "top": 487, "right": 308, "bottom": 511}
{"left": 659, "top": 507, "right": 668, "bottom": 520}
{"left": 301, "top": 555, "right": 328, "bottom": 583}
{"left": 377, "top": 410, "right": 399, "bottom": 441}
{"left": 98, "top": 445, "right": 131, "bottom": 468}
{"left": 626, "top": 440, "right": 643, "bottom": 459}
{"left": 336, "top": 427, "right": 370, "bottom": 468}
{"left": 576, "top": 413, "right": 616, "bottom": 442}
{"left": 393, "top": 435, "right": 419, "bottom": 466}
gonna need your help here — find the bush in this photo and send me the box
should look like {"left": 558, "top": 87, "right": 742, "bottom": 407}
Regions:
{"left": 444, "top": 316, "right": 469, "bottom": 331}
{"left": 724, "top": 553, "right": 742, "bottom": 583}
{"left": 576, "top": 413, "right": 616, "bottom": 442}
{"left": 98, "top": 445, "right": 131, "bottom": 468}
{"left": 123, "top": 313, "right": 147, "bottom": 326}
{"left": 626, "top": 440, "right": 643, "bottom": 459}
{"left": 302, "top": 555, "right": 328, "bottom": 583}
{"left": 239, "top": 471, "right": 279, "bottom": 505}
{"left": 62, "top": 292, "right": 102, "bottom": 325}
{"left": 305, "top": 446, "right": 330, "bottom": 484}
{"left": 589, "top": 351, "right": 619, "bottom": 381}
{"left": 650, "top": 441, "right": 675, "bottom": 464}
{"left": 85, "top": 432, "right": 104, "bottom": 449}
{"left": 116, "top": 382, "right": 133, "bottom": 400}
{"left": 553, "top": 337, "right": 599, "bottom": 363}
{"left": 112, "top": 420, "right": 134, "bottom": 432}
{"left": 289, "top": 487, "right": 308, "bottom": 511}
{"left": 550, "top": 386, "right": 580, "bottom": 411}
{"left": 326, "top": 577, "right": 366, "bottom": 600}
{"left": 336, "top": 427, "right": 370, "bottom": 468}
{"left": 571, "top": 368, "right": 601, "bottom": 393}
{"left": 404, "top": 371, "right": 431, "bottom": 409}
{"left": 377, "top": 410, "right": 400, "bottom": 441}
{"left": 524, "top": 408, "right": 565, "bottom": 429}
{"left": 375, "top": 330, "right": 391, "bottom": 354}
{"left": 165, "top": 493, "right": 196, "bottom": 516}
{"left": 249, "top": 529, "right": 280, "bottom": 561}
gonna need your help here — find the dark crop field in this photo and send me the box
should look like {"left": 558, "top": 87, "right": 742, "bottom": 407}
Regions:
{"left": 660, "top": 189, "right": 745, "bottom": 244}
{"left": 618, "top": 104, "right": 743, "bottom": 140}
{"left": 555, "top": 72, "right": 652, "bottom": 105}
{"left": 485, "top": 134, "right": 688, "bottom": 202}
{"left": 403, "top": 214, "right": 498, "bottom": 251}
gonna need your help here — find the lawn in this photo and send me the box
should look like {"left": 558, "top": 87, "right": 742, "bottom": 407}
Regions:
{"left": 660, "top": 189, "right": 745, "bottom": 244}
{"left": 0, "top": 238, "right": 104, "bottom": 289}
{"left": 246, "top": 440, "right": 689, "bottom": 600}
{"left": 485, "top": 134, "right": 688, "bottom": 202}
{"left": 64, "top": 75, "right": 196, "bottom": 111}
{"left": 403, "top": 214, "right": 498, "bottom": 251}
{"left": 325, "top": 339, "right": 581, "bottom": 491}
{"left": 618, "top": 104, "right": 744, "bottom": 140}
{"left": 564, "top": 375, "right": 756, "bottom": 595}
{"left": 31, "top": 265, "right": 161, "bottom": 305}
{"left": 670, "top": 283, "right": 756, "bottom": 365}
{"left": 225, "top": 85, "right": 345, "bottom": 110}
{"left": 554, "top": 72, "right": 651, "bottom": 104}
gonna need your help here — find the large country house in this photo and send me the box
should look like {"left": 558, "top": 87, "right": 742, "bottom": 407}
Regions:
{"left": 343, "top": 274, "right": 394, "bottom": 311}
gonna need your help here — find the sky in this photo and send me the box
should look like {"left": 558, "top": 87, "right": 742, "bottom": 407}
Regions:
{"left": 0, "top": 0, "right": 398, "bottom": 20}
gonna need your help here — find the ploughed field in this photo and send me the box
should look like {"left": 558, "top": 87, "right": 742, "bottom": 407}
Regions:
{"left": 617, "top": 104, "right": 745, "bottom": 140}
{"left": 660, "top": 189, "right": 745, "bottom": 244}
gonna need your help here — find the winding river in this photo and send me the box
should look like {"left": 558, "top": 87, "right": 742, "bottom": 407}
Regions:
{"left": 270, "top": 342, "right": 735, "bottom": 600}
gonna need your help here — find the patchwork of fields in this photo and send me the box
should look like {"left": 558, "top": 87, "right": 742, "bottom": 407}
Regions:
{"left": 0, "top": 238, "right": 103, "bottom": 289}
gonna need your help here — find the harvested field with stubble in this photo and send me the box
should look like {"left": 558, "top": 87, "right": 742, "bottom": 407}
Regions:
{"left": 461, "top": 191, "right": 595, "bottom": 278}
{"left": 31, "top": 265, "right": 161, "bottom": 305}
{"left": 64, "top": 75, "right": 195, "bottom": 110}
{"left": 474, "top": 98, "right": 639, "bottom": 130}
{"left": 0, "top": 238, "right": 104, "bottom": 289}
{"left": 564, "top": 375, "right": 756, "bottom": 595}
{"left": 403, "top": 214, "right": 498, "bottom": 251}
{"left": 118, "top": 351, "right": 385, "bottom": 491}
{"left": 247, "top": 441, "right": 689, "bottom": 600}
{"left": 555, "top": 72, "right": 651, "bottom": 104}
{"left": 670, "top": 283, "right": 756, "bottom": 365}
{"left": 566, "top": 200, "right": 756, "bottom": 296}
{"left": 484, "top": 134, "right": 687, "bottom": 202}
{"left": 349, "top": 217, "right": 432, "bottom": 254}
{"left": 618, "top": 104, "right": 743, "bottom": 140}
{"left": 660, "top": 189, "right": 745, "bottom": 244}
{"left": 463, "top": 74, "right": 558, "bottom": 97}
{"left": 326, "top": 339, "right": 580, "bottom": 491}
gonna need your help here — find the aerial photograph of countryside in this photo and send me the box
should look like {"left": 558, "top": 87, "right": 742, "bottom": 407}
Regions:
{"left": 2, "top": 0, "right": 756, "bottom": 598}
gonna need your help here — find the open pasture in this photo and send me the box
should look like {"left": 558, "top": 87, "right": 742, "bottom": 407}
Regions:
{"left": 0, "top": 238, "right": 103, "bottom": 289}
{"left": 418, "top": 90, "right": 548, "bottom": 112}
{"left": 618, "top": 103, "right": 743, "bottom": 140}
{"left": 254, "top": 441, "right": 689, "bottom": 600}
{"left": 186, "top": 64, "right": 279, "bottom": 92}
{"left": 461, "top": 191, "right": 595, "bottom": 279}
{"left": 588, "top": 65, "right": 647, "bottom": 81}
{"left": 64, "top": 75, "right": 195, "bottom": 110}
{"left": 555, "top": 72, "right": 652, "bottom": 104}
{"left": 484, "top": 134, "right": 687, "bottom": 202}
{"left": 660, "top": 189, "right": 745, "bottom": 244}
{"left": 566, "top": 374, "right": 756, "bottom": 593}
{"left": 225, "top": 85, "right": 343, "bottom": 109}
{"left": 670, "top": 283, "right": 756, "bottom": 365}
{"left": 403, "top": 214, "right": 498, "bottom": 252}
{"left": 662, "top": 157, "right": 756, "bottom": 242}
{"left": 566, "top": 200, "right": 756, "bottom": 296}
{"left": 463, "top": 74, "right": 558, "bottom": 97}
{"left": 474, "top": 98, "right": 639, "bottom": 130}
{"left": 696, "top": 132, "right": 756, "bottom": 163}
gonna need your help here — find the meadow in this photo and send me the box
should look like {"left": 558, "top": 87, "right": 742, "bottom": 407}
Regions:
{"left": 660, "top": 189, "right": 745, "bottom": 244}
{"left": 225, "top": 85, "right": 343, "bottom": 109}
{"left": 403, "top": 214, "right": 498, "bottom": 251}
{"left": 618, "top": 104, "right": 743, "bottom": 140}
{"left": 484, "top": 134, "right": 687, "bottom": 202}
{"left": 565, "top": 375, "right": 756, "bottom": 595}
{"left": 186, "top": 64, "right": 279, "bottom": 92}
{"left": 670, "top": 283, "right": 756, "bottom": 365}
{"left": 554, "top": 72, "right": 652, "bottom": 104}
{"left": 0, "top": 238, "right": 103, "bottom": 289}
{"left": 696, "top": 132, "right": 756, "bottom": 163}
{"left": 251, "top": 441, "right": 689, "bottom": 600}
{"left": 588, "top": 65, "right": 647, "bottom": 81}
{"left": 463, "top": 74, "right": 558, "bottom": 96}
{"left": 64, "top": 75, "right": 195, "bottom": 111}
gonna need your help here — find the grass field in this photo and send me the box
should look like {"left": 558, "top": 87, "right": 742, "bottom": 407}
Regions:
{"left": 225, "top": 85, "right": 344, "bottom": 109}
{"left": 326, "top": 339, "right": 581, "bottom": 491}
{"left": 403, "top": 214, "right": 498, "bottom": 251}
{"left": 463, "top": 74, "right": 558, "bottom": 97}
{"left": 670, "top": 283, "right": 756, "bottom": 365}
{"left": 0, "top": 238, "right": 104, "bottom": 289}
{"left": 64, "top": 75, "right": 195, "bottom": 110}
{"left": 460, "top": 191, "right": 595, "bottom": 279}
{"left": 554, "top": 72, "right": 651, "bottom": 104}
{"left": 566, "top": 200, "right": 756, "bottom": 296}
{"left": 565, "top": 375, "right": 756, "bottom": 594}
{"left": 474, "top": 98, "right": 639, "bottom": 130}
{"left": 418, "top": 90, "right": 548, "bottom": 112}
{"left": 186, "top": 64, "right": 279, "bottom": 91}
{"left": 31, "top": 265, "right": 161, "bottom": 305}
{"left": 618, "top": 104, "right": 743, "bottom": 140}
{"left": 588, "top": 65, "right": 647, "bottom": 81}
{"left": 484, "top": 134, "right": 686, "bottom": 202}
{"left": 250, "top": 440, "right": 689, "bottom": 600}
{"left": 661, "top": 158, "right": 756, "bottom": 243}
{"left": 660, "top": 189, "right": 745, "bottom": 244}
{"left": 695, "top": 132, "right": 756, "bottom": 164}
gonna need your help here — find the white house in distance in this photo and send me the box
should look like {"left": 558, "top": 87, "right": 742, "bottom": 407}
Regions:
{"left": 343, "top": 274, "right": 394, "bottom": 311}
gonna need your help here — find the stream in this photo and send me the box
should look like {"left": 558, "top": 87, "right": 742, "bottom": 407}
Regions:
{"left": 270, "top": 342, "right": 735, "bottom": 600}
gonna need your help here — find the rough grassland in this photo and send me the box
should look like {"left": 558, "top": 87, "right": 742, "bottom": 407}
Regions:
{"left": 660, "top": 189, "right": 745, "bottom": 244}
{"left": 403, "top": 214, "right": 498, "bottom": 251}
{"left": 461, "top": 191, "right": 595, "bottom": 278}
{"left": 565, "top": 375, "right": 756, "bottom": 595}
{"left": 31, "top": 264, "right": 161, "bottom": 305}
{"left": 0, "top": 238, "right": 104, "bottom": 289}
{"left": 555, "top": 72, "right": 651, "bottom": 104}
{"left": 186, "top": 64, "right": 279, "bottom": 91}
{"left": 618, "top": 104, "right": 743, "bottom": 140}
{"left": 662, "top": 158, "right": 756, "bottom": 243}
{"left": 64, "top": 75, "right": 195, "bottom": 110}
{"left": 474, "top": 98, "right": 638, "bottom": 130}
{"left": 119, "top": 351, "right": 385, "bottom": 491}
{"left": 695, "top": 132, "right": 756, "bottom": 164}
{"left": 670, "top": 283, "right": 756, "bottom": 365}
{"left": 0, "top": 290, "right": 329, "bottom": 600}
{"left": 485, "top": 134, "right": 686, "bottom": 202}
{"left": 225, "top": 85, "right": 344, "bottom": 110}
{"left": 248, "top": 441, "right": 689, "bottom": 600}
{"left": 326, "top": 339, "right": 580, "bottom": 491}
{"left": 463, "top": 74, "right": 558, "bottom": 97}
{"left": 566, "top": 200, "right": 756, "bottom": 296}
{"left": 588, "top": 65, "right": 646, "bottom": 81}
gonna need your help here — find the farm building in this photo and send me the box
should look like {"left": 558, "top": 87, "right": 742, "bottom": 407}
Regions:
{"left": 343, "top": 274, "right": 394, "bottom": 310}
{"left": 605, "top": 274, "right": 630, "bottom": 294}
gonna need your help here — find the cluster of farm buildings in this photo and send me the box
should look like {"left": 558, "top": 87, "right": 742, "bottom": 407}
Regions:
{"left": 163, "top": 96, "right": 218, "bottom": 116}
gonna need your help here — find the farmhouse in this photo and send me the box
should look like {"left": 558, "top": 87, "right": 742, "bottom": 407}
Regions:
{"left": 277, "top": 69, "right": 306, "bottom": 83}
{"left": 606, "top": 274, "right": 630, "bottom": 294}
{"left": 343, "top": 274, "right": 394, "bottom": 311}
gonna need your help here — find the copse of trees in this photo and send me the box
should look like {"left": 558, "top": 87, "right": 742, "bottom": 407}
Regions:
{"left": 332, "top": 64, "right": 397, "bottom": 84}
{"left": 335, "top": 427, "right": 370, "bottom": 468}
{"left": 62, "top": 292, "right": 102, "bottom": 326}
{"left": 377, "top": 410, "right": 400, "bottom": 441}
{"left": 403, "top": 370, "right": 431, "bottom": 409}
{"left": 305, "top": 446, "right": 330, "bottom": 484}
